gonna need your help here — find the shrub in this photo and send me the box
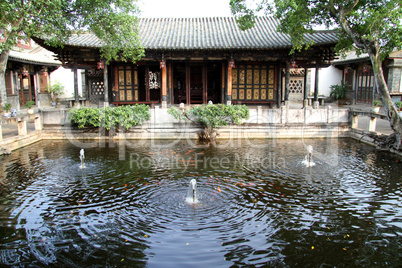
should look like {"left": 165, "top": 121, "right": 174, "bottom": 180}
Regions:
{"left": 330, "top": 82, "right": 348, "bottom": 100}
{"left": 168, "top": 104, "right": 250, "bottom": 141}
{"left": 2, "top": 103, "right": 12, "bottom": 112}
{"left": 373, "top": 100, "right": 382, "bottom": 107}
{"left": 68, "top": 105, "right": 150, "bottom": 130}
{"left": 24, "top": 100, "right": 36, "bottom": 109}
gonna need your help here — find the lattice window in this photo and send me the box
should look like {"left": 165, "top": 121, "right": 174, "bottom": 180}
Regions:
{"left": 149, "top": 71, "right": 160, "bottom": 89}
{"left": 289, "top": 79, "right": 303, "bottom": 94}
{"left": 91, "top": 81, "right": 104, "bottom": 95}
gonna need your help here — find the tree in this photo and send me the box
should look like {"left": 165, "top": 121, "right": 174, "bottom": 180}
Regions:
{"left": 230, "top": 0, "right": 402, "bottom": 150}
{"left": 0, "top": 0, "right": 144, "bottom": 105}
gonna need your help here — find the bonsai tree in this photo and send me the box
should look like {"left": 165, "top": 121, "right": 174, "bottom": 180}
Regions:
{"left": 24, "top": 100, "right": 36, "bottom": 109}
{"left": 2, "top": 103, "right": 11, "bottom": 113}
{"left": 168, "top": 104, "right": 250, "bottom": 141}
{"left": 46, "top": 81, "right": 64, "bottom": 103}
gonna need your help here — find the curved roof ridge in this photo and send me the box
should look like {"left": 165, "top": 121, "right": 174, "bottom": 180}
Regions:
{"left": 57, "top": 16, "right": 338, "bottom": 51}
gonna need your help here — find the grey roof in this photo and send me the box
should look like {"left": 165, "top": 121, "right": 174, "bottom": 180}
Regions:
{"left": 66, "top": 17, "right": 338, "bottom": 50}
{"left": 9, "top": 45, "right": 61, "bottom": 65}
{"left": 332, "top": 51, "right": 370, "bottom": 64}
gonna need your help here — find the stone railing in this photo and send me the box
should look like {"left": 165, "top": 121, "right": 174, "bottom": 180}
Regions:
{"left": 349, "top": 109, "right": 389, "bottom": 133}
{"left": 0, "top": 114, "right": 42, "bottom": 142}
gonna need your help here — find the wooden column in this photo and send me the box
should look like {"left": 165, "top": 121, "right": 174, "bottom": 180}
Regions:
{"left": 284, "top": 61, "right": 290, "bottom": 106}
{"left": 103, "top": 61, "right": 109, "bottom": 107}
{"left": 303, "top": 68, "right": 308, "bottom": 108}
{"left": 227, "top": 62, "right": 233, "bottom": 105}
{"left": 277, "top": 61, "right": 282, "bottom": 108}
{"left": 145, "top": 66, "right": 150, "bottom": 102}
{"left": 161, "top": 62, "right": 167, "bottom": 108}
{"left": 186, "top": 63, "right": 190, "bottom": 104}
{"left": 74, "top": 61, "right": 79, "bottom": 106}
{"left": 314, "top": 64, "right": 320, "bottom": 109}
{"left": 34, "top": 73, "right": 40, "bottom": 107}
{"left": 203, "top": 63, "right": 207, "bottom": 104}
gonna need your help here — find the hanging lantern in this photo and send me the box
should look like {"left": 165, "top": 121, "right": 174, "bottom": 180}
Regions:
{"left": 229, "top": 60, "right": 235, "bottom": 68}
{"left": 344, "top": 69, "right": 349, "bottom": 74}
{"left": 43, "top": 71, "right": 48, "bottom": 77}
{"left": 97, "top": 61, "right": 104, "bottom": 69}
{"left": 363, "top": 66, "right": 369, "bottom": 73}
{"left": 22, "top": 65, "right": 28, "bottom": 76}
{"left": 160, "top": 60, "right": 166, "bottom": 69}
{"left": 290, "top": 60, "right": 297, "bottom": 68}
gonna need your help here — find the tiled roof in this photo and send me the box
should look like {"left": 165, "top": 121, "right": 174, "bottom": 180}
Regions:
{"left": 9, "top": 45, "right": 61, "bottom": 65}
{"left": 332, "top": 51, "right": 370, "bottom": 64}
{"left": 65, "top": 17, "right": 338, "bottom": 50}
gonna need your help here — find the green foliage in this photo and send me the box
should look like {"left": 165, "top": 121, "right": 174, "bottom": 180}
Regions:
{"left": 230, "top": 0, "right": 402, "bottom": 58}
{"left": 2, "top": 103, "right": 11, "bottom": 112}
{"left": 168, "top": 104, "right": 250, "bottom": 140}
{"left": 68, "top": 105, "right": 150, "bottom": 130}
{"left": 24, "top": 100, "right": 36, "bottom": 109}
{"left": 46, "top": 81, "right": 65, "bottom": 102}
{"left": 395, "top": 101, "right": 402, "bottom": 111}
{"left": 373, "top": 100, "right": 382, "bottom": 107}
{"left": 0, "top": 0, "right": 144, "bottom": 63}
{"left": 329, "top": 82, "right": 348, "bottom": 100}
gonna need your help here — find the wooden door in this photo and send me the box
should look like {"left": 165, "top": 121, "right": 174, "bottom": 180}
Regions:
{"left": 113, "top": 65, "right": 138, "bottom": 102}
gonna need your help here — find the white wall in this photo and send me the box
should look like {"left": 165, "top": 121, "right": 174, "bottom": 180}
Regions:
{"left": 50, "top": 67, "right": 83, "bottom": 98}
{"left": 309, "top": 65, "right": 343, "bottom": 97}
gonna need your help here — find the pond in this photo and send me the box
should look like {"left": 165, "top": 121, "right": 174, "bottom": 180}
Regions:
{"left": 0, "top": 138, "right": 401, "bottom": 267}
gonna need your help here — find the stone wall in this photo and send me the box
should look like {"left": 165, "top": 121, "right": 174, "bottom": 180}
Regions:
{"left": 41, "top": 106, "right": 350, "bottom": 141}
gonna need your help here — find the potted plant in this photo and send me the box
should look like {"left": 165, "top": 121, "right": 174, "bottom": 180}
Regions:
{"left": 372, "top": 100, "right": 381, "bottom": 113}
{"left": 2, "top": 103, "right": 12, "bottom": 118}
{"left": 46, "top": 81, "right": 64, "bottom": 107}
{"left": 24, "top": 100, "right": 36, "bottom": 114}
{"left": 395, "top": 101, "right": 402, "bottom": 117}
{"left": 330, "top": 82, "right": 349, "bottom": 105}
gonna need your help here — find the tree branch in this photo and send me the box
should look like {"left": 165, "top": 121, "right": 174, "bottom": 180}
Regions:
{"left": 344, "top": 0, "right": 359, "bottom": 15}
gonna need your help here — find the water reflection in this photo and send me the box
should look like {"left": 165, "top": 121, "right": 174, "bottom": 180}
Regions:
{"left": 0, "top": 139, "right": 401, "bottom": 267}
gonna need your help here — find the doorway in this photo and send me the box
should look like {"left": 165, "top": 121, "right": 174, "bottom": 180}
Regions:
{"left": 172, "top": 62, "right": 222, "bottom": 104}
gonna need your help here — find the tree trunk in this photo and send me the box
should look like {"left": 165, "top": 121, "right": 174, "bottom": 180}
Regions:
{"left": 0, "top": 49, "right": 9, "bottom": 106}
{"left": 370, "top": 49, "right": 402, "bottom": 150}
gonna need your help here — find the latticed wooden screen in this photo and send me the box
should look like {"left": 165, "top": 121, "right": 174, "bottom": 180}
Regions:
{"left": 232, "top": 64, "right": 276, "bottom": 101}
{"left": 356, "top": 69, "right": 374, "bottom": 103}
{"left": 91, "top": 81, "right": 104, "bottom": 95}
{"left": 113, "top": 65, "right": 138, "bottom": 102}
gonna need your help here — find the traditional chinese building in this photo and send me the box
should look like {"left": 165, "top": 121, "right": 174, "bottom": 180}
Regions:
{"left": 35, "top": 17, "right": 338, "bottom": 108}
{"left": 333, "top": 51, "right": 402, "bottom": 104}
{"left": 3, "top": 39, "right": 61, "bottom": 109}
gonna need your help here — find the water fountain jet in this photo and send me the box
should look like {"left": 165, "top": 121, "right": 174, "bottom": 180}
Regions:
{"left": 79, "top": 149, "right": 85, "bottom": 169}
{"left": 303, "top": 145, "right": 315, "bottom": 167}
{"left": 186, "top": 179, "right": 198, "bottom": 203}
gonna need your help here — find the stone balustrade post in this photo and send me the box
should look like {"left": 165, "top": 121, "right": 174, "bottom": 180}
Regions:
{"left": 18, "top": 118, "right": 27, "bottom": 136}
{"left": 369, "top": 116, "right": 377, "bottom": 132}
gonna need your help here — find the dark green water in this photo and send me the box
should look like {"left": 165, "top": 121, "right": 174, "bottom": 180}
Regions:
{"left": 0, "top": 138, "right": 401, "bottom": 267}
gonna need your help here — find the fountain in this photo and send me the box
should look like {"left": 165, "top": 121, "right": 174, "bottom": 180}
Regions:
{"left": 303, "top": 145, "right": 315, "bottom": 167}
{"left": 79, "top": 148, "right": 85, "bottom": 169}
{"left": 186, "top": 179, "right": 198, "bottom": 203}
{"left": 1, "top": 139, "right": 402, "bottom": 267}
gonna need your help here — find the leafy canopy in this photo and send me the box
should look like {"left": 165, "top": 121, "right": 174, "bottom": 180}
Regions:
{"left": 0, "top": 0, "right": 144, "bottom": 62}
{"left": 230, "top": 0, "right": 402, "bottom": 57}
